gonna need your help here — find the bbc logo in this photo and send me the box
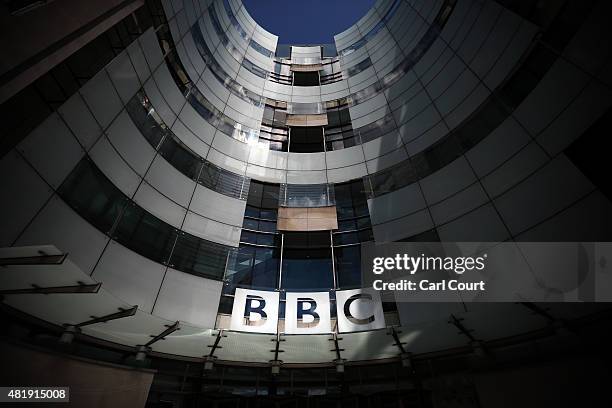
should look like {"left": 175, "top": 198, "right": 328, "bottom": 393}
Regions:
{"left": 230, "top": 288, "right": 386, "bottom": 334}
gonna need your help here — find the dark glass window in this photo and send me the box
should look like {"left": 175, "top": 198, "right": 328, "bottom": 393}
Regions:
{"left": 170, "top": 232, "right": 229, "bottom": 279}
{"left": 59, "top": 158, "right": 237, "bottom": 280}
{"left": 398, "top": 228, "right": 440, "bottom": 242}
{"left": 334, "top": 180, "right": 370, "bottom": 220}
{"left": 113, "top": 203, "right": 177, "bottom": 264}
{"left": 335, "top": 245, "right": 362, "bottom": 289}
{"left": 455, "top": 98, "right": 508, "bottom": 150}
{"left": 289, "top": 127, "right": 325, "bottom": 153}
{"left": 242, "top": 218, "right": 277, "bottom": 233}
{"left": 246, "top": 181, "right": 280, "bottom": 220}
{"left": 366, "top": 160, "right": 419, "bottom": 197}
{"left": 230, "top": 179, "right": 282, "bottom": 289}
{"left": 262, "top": 105, "right": 287, "bottom": 127}
{"left": 325, "top": 105, "right": 355, "bottom": 151}
{"left": 281, "top": 232, "right": 333, "bottom": 291}
{"left": 565, "top": 107, "right": 612, "bottom": 201}
{"left": 242, "top": 218, "right": 259, "bottom": 231}
{"left": 320, "top": 60, "right": 343, "bottom": 85}
{"left": 165, "top": 49, "right": 191, "bottom": 94}
{"left": 357, "top": 113, "right": 396, "bottom": 144}
{"left": 226, "top": 245, "right": 280, "bottom": 289}
{"left": 198, "top": 162, "right": 250, "bottom": 200}
{"left": 242, "top": 58, "right": 268, "bottom": 79}
{"left": 333, "top": 232, "right": 360, "bottom": 246}
{"left": 128, "top": 89, "right": 249, "bottom": 200}
{"left": 293, "top": 71, "right": 320, "bottom": 86}
{"left": 333, "top": 227, "right": 372, "bottom": 244}
{"left": 59, "top": 159, "right": 128, "bottom": 234}
{"left": 346, "top": 57, "right": 372, "bottom": 77}
{"left": 158, "top": 136, "right": 202, "bottom": 181}
{"left": 218, "top": 295, "right": 234, "bottom": 314}
{"left": 325, "top": 126, "right": 357, "bottom": 151}
{"left": 240, "top": 230, "right": 278, "bottom": 246}
{"left": 498, "top": 44, "right": 556, "bottom": 110}
{"left": 326, "top": 106, "right": 351, "bottom": 127}
{"left": 126, "top": 91, "right": 166, "bottom": 148}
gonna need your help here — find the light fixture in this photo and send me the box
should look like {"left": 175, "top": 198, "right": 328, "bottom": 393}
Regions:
{"left": 333, "top": 358, "right": 345, "bottom": 373}
{"left": 59, "top": 325, "right": 78, "bottom": 344}
{"left": 270, "top": 360, "right": 282, "bottom": 375}
{"left": 400, "top": 352, "right": 412, "bottom": 369}
{"left": 135, "top": 345, "right": 150, "bottom": 362}
{"left": 203, "top": 355, "right": 216, "bottom": 371}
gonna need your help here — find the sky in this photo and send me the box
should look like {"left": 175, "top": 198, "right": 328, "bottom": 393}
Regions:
{"left": 242, "top": 0, "right": 376, "bottom": 45}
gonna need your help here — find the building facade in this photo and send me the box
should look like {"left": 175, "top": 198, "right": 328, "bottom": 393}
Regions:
{"left": 1, "top": 0, "right": 612, "bottom": 405}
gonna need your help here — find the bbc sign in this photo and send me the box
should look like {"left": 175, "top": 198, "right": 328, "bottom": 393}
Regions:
{"left": 230, "top": 288, "right": 385, "bottom": 334}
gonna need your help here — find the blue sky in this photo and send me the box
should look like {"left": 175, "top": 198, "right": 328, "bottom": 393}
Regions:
{"left": 242, "top": 0, "right": 376, "bottom": 44}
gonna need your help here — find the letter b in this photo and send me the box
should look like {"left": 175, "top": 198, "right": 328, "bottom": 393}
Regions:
{"left": 244, "top": 294, "right": 267, "bottom": 326}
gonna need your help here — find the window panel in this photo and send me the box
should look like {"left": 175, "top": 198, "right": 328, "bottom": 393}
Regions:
{"left": 225, "top": 245, "right": 280, "bottom": 290}
{"left": 59, "top": 158, "right": 128, "bottom": 234}
{"left": 289, "top": 127, "right": 325, "bottom": 153}
{"left": 113, "top": 203, "right": 177, "bottom": 264}
{"left": 281, "top": 231, "right": 333, "bottom": 291}
{"left": 170, "top": 231, "right": 229, "bottom": 278}
{"left": 293, "top": 71, "right": 320, "bottom": 86}
{"left": 126, "top": 91, "right": 167, "bottom": 149}
{"left": 335, "top": 245, "right": 362, "bottom": 289}
{"left": 158, "top": 136, "right": 202, "bottom": 180}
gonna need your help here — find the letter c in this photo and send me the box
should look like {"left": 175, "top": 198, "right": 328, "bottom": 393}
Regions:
{"left": 343, "top": 294, "right": 375, "bottom": 325}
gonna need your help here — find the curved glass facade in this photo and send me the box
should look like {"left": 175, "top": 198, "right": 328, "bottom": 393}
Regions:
{"left": 2, "top": 1, "right": 612, "bottom": 402}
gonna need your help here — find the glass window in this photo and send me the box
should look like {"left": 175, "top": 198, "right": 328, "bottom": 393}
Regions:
{"left": 59, "top": 158, "right": 128, "bottom": 234}
{"left": 280, "top": 183, "right": 335, "bottom": 207}
{"left": 223, "top": 0, "right": 248, "bottom": 39}
{"left": 170, "top": 232, "right": 229, "bottom": 279}
{"left": 126, "top": 91, "right": 166, "bottom": 149}
{"left": 198, "top": 162, "right": 249, "bottom": 200}
{"left": 289, "top": 127, "right": 325, "bottom": 153}
{"left": 398, "top": 228, "right": 440, "bottom": 242}
{"left": 346, "top": 57, "right": 372, "bottom": 77}
{"left": 129, "top": 88, "right": 250, "bottom": 200}
{"left": 333, "top": 232, "right": 359, "bottom": 246}
{"left": 113, "top": 203, "right": 177, "bottom": 264}
{"left": 242, "top": 218, "right": 259, "bottom": 231}
{"left": 455, "top": 97, "right": 508, "bottom": 151}
{"left": 335, "top": 245, "right": 362, "bottom": 289}
{"left": 334, "top": 180, "right": 369, "bottom": 220}
{"left": 226, "top": 245, "right": 280, "bottom": 289}
{"left": 246, "top": 181, "right": 280, "bottom": 219}
{"left": 242, "top": 58, "right": 268, "bottom": 79}
{"left": 158, "top": 136, "right": 202, "bottom": 180}
{"left": 499, "top": 43, "right": 556, "bottom": 110}
{"left": 59, "top": 159, "right": 237, "bottom": 280}
{"left": 249, "top": 39, "right": 273, "bottom": 58}
{"left": 367, "top": 160, "right": 418, "bottom": 197}
{"left": 281, "top": 232, "right": 333, "bottom": 291}
{"left": 293, "top": 71, "right": 320, "bottom": 86}
{"left": 218, "top": 294, "right": 234, "bottom": 314}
